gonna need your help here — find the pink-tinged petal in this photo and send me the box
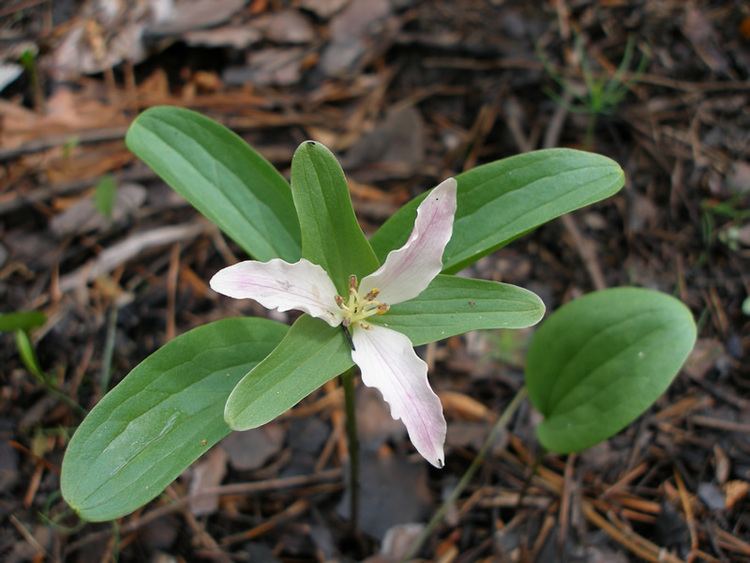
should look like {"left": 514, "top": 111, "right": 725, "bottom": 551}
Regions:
{"left": 360, "top": 178, "right": 457, "bottom": 305}
{"left": 351, "top": 323, "right": 446, "bottom": 468}
{"left": 210, "top": 258, "right": 342, "bottom": 327}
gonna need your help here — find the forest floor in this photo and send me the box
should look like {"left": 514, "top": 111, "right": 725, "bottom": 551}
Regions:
{"left": 1, "top": 0, "right": 749, "bottom": 561}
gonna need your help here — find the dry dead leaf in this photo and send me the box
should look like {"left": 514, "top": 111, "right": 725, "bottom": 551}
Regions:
{"left": 300, "top": 0, "right": 349, "bottom": 19}
{"left": 682, "top": 6, "right": 729, "bottom": 74}
{"left": 50, "top": 183, "right": 147, "bottom": 238}
{"left": 253, "top": 10, "right": 315, "bottom": 44}
{"left": 342, "top": 106, "right": 425, "bottom": 179}
{"left": 220, "top": 424, "right": 285, "bottom": 471}
{"left": 224, "top": 48, "right": 306, "bottom": 86}
{"left": 184, "top": 26, "right": 262, "bottom": 49}
{"left": 320, "top": 0, "right": 391, "bottom": 76}
{"left": 683, "top": 338, "right": 727, "bottom": 379}
{"left": 724, "top": 480, "right": 749, "bottom": 510}
{"left": 189, "top": 447, "right": 228, "bottom": 516}
{"left": 147, "top": 0, "right": 247, "bottom": 35}
{"left": 0, "top": 88, "right": 125, "bottom": 149}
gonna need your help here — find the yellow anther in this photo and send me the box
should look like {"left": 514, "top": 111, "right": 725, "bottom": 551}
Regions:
{"left": 335, "top": 295, "right": 345, "bottom": 307}
{"left": 349, "top": 275, "right": 358, "bottom": 291}
{"left": 364, "top": 288, "right": 380, "bottom": 300}
{"left": 376, "top": 303, "right": 389, "bottom": 314}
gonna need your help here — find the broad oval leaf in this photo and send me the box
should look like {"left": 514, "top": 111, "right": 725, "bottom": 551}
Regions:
{"left": 225, "top": 314, "right": 353, "bottom": 430}
{"left": 0, "top": 310, "right": 46, "bottom": 332}
{"left": 125, "top": 106, "right": 301, "bottom": 262}
{"left": 525, "top": 287, "right": 696, "bottom": 453}
{"left": 371, "top": 275, "right": 545, "bottom": 345}
{"left": 61, "top": 317, "right": 287, "bottom": 522}
{"left": 291, "top": 141, "right": 379, "bottom": 294}
{"left": 370, "top": 148, "right": 624, "bottom": 273}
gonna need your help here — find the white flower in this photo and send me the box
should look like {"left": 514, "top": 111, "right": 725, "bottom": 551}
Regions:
{"left": 210, "top": 178, "right": 457, "bottom": 467}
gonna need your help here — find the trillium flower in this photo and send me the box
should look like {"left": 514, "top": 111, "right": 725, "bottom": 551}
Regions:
{"left": 210, "top": 178, "right": 457, "bottom": 468}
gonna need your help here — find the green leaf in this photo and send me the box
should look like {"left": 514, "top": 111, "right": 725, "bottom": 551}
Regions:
{"left": 15, "top": 329, "right": 45, "bottom": 380}
{"left": 371, "top": 275, "right": 545, "bottom": 345}
{"left": 61, "top": 317, "right": 287, "bottom": 522}
{"left": 225, "top": 314, "right": 353, "bottom": 430}
{"left": 370, "top": 148, "right": 624, "bottom": 273}
{"left": 94, "top": 175, "right": 117, "bottom": 218}
{"left": 125, "top": 106, "right": 301, "bottom": 262}
{"left": 525, "top": 287, "right": 696, "bottom": 453}
{"left": 0, "top": 310, "right": 46, "bottom": 332}
{"left": 290, "top": 141, "right": 379, "bottom": 294}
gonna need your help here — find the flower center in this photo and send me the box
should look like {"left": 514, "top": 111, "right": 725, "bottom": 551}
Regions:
{"left": 335, "top": 275, "right": 389, "bottom": 328}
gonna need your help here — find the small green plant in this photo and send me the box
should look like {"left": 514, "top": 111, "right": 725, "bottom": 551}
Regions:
{"left": 700, "top": 196, "right": 750, "bottom": 251}
{"left": 1, "top": 311, "right": 83, "bottom": 413}
{"left": 539, "top": 35, "right": 649, "bottom": 146}
{"left": 93, "top": 175, "right": 117, "bottom": 219}
{"left": 59, "top": 106, "right": 694, "bottom": 531}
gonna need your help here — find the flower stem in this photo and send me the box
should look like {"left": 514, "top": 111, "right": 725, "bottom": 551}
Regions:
{"left": 341, "top": 368, "right": 359, "bottom": 533}
{"left": 402, "top": 386, "right": 528, "bottom": 561}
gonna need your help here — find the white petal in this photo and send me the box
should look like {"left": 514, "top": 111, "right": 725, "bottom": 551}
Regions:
{"left": 210, "top": 258, "right": 342, "bottom": 327}
{"left": 351, "top": 323, "right": 446, "bottom": 468}
{"left": 360, "top": 178, "right": 457, "bottom": 305}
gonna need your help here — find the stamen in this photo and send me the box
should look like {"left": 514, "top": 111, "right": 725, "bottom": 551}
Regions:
{"left": 337, "top": 274, "right": 389, "bottom": 328}
{"left": 364, "top": 288, "right": 380, "bottom": 300}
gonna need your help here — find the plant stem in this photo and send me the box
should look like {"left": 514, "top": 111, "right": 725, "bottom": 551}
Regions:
{"left": 402, "top": 386, "right": 528, "bottom": 561}
{"left": 341, "top": 368, "right": 359, "bottom": 533}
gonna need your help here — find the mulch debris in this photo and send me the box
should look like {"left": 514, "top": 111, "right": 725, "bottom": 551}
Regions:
{"left": 1, "top": 0, "right": 749, "bottom": 560}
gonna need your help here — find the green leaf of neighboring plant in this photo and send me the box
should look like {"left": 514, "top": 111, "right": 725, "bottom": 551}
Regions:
{"left": 525, "top": 287, "right": 696, "bottom": 453}
{"left": 0, "top": 310, "right": 46, "bottom": 332}
{"left": 370, "top": 148, "right": 624, "bottom": 273}
{"left": 94, "top": 175, "right": 117, "bottom": 218}
{"left": 125, "top": 106, "right": 301, "bottom": 262}
{"left": 371, "top": 275, "right": 545, "bottom": 345}
{"left": 225, "top": 314, "right": 353, "bottom": 431}
{"left": 61, "top": 317, "right": 287, "bottom": 522}
{"left": 290, "top": 141, "right": 379, "bottom": 294}
{"left": 15, "top": 329, "right": 45, "bottom": 381}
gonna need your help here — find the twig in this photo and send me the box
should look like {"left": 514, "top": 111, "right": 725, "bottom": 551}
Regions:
{"left": 59, "top": 223, "right": 207, "bottom": 292}
{"left": 557, "top": 453, "right": 577, "bottom": 548}
{"left": 65, "top": 468, "right": 342, "bottom": 554}
{"left": 220, "top": 498, "right": 310, "bottom": 546}
{"left": 9, "top": 514, "right": 48, "bottom": 558}
{"left": 0, "top": 126, "right": 129, "bottom": 162}
{"left": 165, "top": 486, "right": 231, "bottom": 563}
{"left": 401, "top": 387, "right": 528, "bottom": 561}
{"left": 582, "top": 501, "right": 684, "bottom": 563}
{"left": 674, "top": 468, "right": 699, "bottom": 562}
{"left": 691, "top": 416, "right": 750, "bottom": 434}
